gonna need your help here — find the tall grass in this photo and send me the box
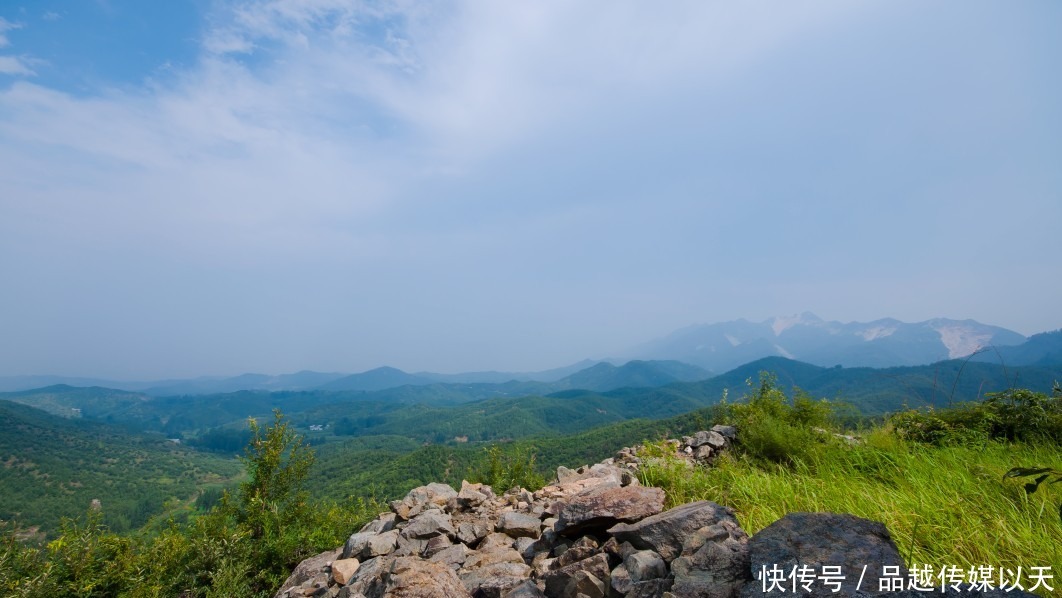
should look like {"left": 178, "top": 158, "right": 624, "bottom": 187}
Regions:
{"left": 638, "top": 380, "right": 1062, "bottom": 594}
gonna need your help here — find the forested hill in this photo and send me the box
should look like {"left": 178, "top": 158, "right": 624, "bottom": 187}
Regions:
{"left": 0, "top": 400, "right": 240, "bottom": 535}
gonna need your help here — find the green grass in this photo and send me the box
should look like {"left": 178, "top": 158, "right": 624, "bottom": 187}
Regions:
{"left": 638, "top": 431, "right": 1062, "bottom": 582}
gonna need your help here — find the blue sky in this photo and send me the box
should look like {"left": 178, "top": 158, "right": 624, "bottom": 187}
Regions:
{"left": 1, "top": 1, "right": 1060, "bottom": 379}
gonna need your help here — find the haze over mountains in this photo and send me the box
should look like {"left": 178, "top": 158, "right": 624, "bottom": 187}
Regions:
{"left": 632, "top": 313, "right": 1028, "bottom": 372}
{"left": 0, "top": 314, "right": 1054, "bottom": 396}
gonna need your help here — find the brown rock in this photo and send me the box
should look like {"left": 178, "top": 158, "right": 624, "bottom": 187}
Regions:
{"left": 541, "top": 553, "right": 610, "bottom": 597}
{"left": 380, "top": 556, "right": 469, "bottom": 597}
{"left": 331, "top": 558, "right": 361, "bottom": 585}
{"left": 555, "top": 485, "right": 665, "bottom": 536}
{"left": 608, "top": 501, "right": 739, "bottom": 562}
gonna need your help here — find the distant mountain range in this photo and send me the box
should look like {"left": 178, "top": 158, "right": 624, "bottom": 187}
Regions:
{"left": 632, "top": 313, "right": 1030, "bottom": 372}
{"left": 0, "top": 315, "right": 1055, "bottom": 396}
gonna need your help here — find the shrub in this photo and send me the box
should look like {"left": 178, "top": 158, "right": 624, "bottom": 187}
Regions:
{"left": 890, "top": 387, "right": 1061, "bottom": 446}
{"left": 468, "top": 444, "right": 546, "bottom": 492}
{"left": 717, "top": 373, "right": 842, "bottom": 467}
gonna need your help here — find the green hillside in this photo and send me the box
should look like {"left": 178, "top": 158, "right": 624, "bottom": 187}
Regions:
{"left": 0, "top": 400, "right": 241, "bottom": 536}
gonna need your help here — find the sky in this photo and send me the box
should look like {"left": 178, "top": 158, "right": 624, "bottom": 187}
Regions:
{"left": 1, "top": 1, "right": 1060, "bottom": 379}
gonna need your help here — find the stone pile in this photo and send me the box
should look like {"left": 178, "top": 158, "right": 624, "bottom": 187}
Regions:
{"left": 276, "top": 429, "right": 1034, "bottom": 598}
{"left": 613, "top": 426, "right": 737, "bottom": 471}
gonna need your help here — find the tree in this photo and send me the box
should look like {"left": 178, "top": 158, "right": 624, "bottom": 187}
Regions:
{"left": 228, "top": 410, "right": 315, "bottom": 541}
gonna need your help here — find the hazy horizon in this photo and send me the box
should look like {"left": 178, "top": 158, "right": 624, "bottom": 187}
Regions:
{"left": 2, "top": 2, "right": 1060, "bottom": 379}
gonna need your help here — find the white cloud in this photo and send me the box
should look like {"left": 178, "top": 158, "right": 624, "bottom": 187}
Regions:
{"left": 2, "top": 0, "right": 1059, "bottom": 375}
{"left": 0, "top": 16, "right": 21, "bottom": 48}
{"left": 0, "top": 55, "right": 32, "bottom": 75}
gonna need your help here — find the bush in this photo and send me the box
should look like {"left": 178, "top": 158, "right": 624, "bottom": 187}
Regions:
{"left": 468, "top": 445, "right": 546, "bottom": 492}
{"left": 890, "top": 387, "right": 1062, "bottom": 446}
{"left": 717, "top": 373, "right": 842, "bottom": 467}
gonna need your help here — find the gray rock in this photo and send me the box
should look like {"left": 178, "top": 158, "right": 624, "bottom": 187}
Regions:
{"left": 403, "top": 511, "right": 456, "bottom": 540}
{"left": 339, "top": 555, "right": 393, "bottom": 598}
{"left": 498, "top": 511, "right": 542, "bottom": 539}
{"left": 670, "top": 518, "right": 749, "bottom": 598}
{"left": 564, "top": 570, "right": 606, "bottom": 598}
{"left": 625, "top": 578, "right": 673, "bottom": 598}
{"left": 692, "top": 445, "right": 713, "bottom": 461}
{"left": 428, "top": 543, "right": 470, "bottom": 569}
{"left": 554, "top": 536, "right": 599, "bottom": 569}
{"left": 274, "top": 548, "right": 340, "bottom": 598}
{"left": 394, "top": 534, "right": 430, "bottom": 558}
{"left": 457, "top": 520, "right": 493, "bottom": 545}
{"left": 625, "top": 550, "right": 667, "bottom": 583}
{"left": 541, "top": 553, "right": 611, "bottom": 597}
{"left": 360, "top": 513, "right": 398, "bottom": 534}
{"left": 711, "top": 425, "right": 737, "bottom": 441}
{"left": 514, "top": 536, "right": 537, "bottom": 561}
{"left": 343, "top": 530, "right": 400, "bottom": 560}
{"left": 608, "top": 501, "right": 739, "bottom": 562}
{"left": 459, "top": 562, "right": 532, "bottom": 598}
{"left": 555, "top": 485, "right": 665, "bottom": 536}
{"left": 502, "top": 580, "right": 547, "bottom": 598}
{"left": 422, "top": 535, "right": 453, "bottom": 558}
{"left": 738, "top": 512, "right": 904, "bottom": 597}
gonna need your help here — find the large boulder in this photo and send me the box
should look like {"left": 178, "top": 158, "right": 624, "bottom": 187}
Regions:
{"left": 497, "top": 511, "right": 542, "bottom": 539}
{"left": 540, "top": 552, "right": 611, "bottom": 597}
{"left": 555, "top": 484, "right": 665, "bottom": 536}
{"left": 344, "top": 530, "right": 400, "bottom": 560}
{"left": 670, "top": 518, "right": 750, "bottom": 598}
{"left": 608, "top": 500, "right": 739, "bottom": 562}
{"left": 738, "top": 512, "right": 906, "bottom": 597}
{"left": 378, "top": 556, "right": 471, "bottom": 597}
{"left": 273, "top": 548, "right": 340, "bottom": 598}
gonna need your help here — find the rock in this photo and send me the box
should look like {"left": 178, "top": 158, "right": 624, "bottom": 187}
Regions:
{"left": 456, "top": 481, "right": 490, "bottom": 509}
{"left": 625, "top": 578, "right": 673, "bottom": 598}
{"left": 459, "top": 562, "right": 532, "bottom": 597}
{"left": 670, "top": 519, "right": 749, "bottom": 598}
{"left": 608, "top": 501, "right": 739, "bottom": 562}
{"left": 738, "top": 512, "right": 905, "bottom": 597}
{"left": 361, "top": 513, "right": 398, "bottom": 534}
{"left": 554, "top": 536, "right": 598, "bottom": 569}
{"left": 381, "top": 556, "right": 470, "bottom": 597}
{"left": 711, "top": 425, "right": 737, "bottom": 441}
{"left": 403, "top": 511, "right": 456, "bottom": 539}
{"left": 514, "top": 536, "right": 537, "bottom": 561}
{"left": 338, "top": 555, "right": 393, "bottom": 598}
{"left": 498, "top": 511, "right": 542, "bottom": 539}
{"left": 463, "top": 547, "right": 525, "bottom": 570}
{"left": 611, "top": 562, "right": 634, "bottom": 594}
{"left": 688, "top": 430, "right": 723, "bottom": 449}
{"left": 502, "top": 580, "right": 548, "bottom": 598}
{"left": 422, "top": 535, "right": 453, "bottom": 558}
{"left": 331, "top": 558, "right": 361, "bottom": 585}
{"left": 625, "top": 550, "right": 667, "bottom": 583}
{"left": 428, "top": 543, "right": 470, "bottom": 569}
{"left": 564, "top": 570, "right": 606, "bottom": 598}
{"left": 391, "top": 484, "right": 458, "bottom": 521}
{"left": 457, "top": 520, "right": 493, "bottom": 546}
{"left": 555, "top": 485, "right": 665, "bottom": 536}
{"left": 274, "top": 549, "right": 340, "bottom": 598}
{"left": 541, "top": 553, "right": 611, "bottom": 597}
{"left": 478, "top": 532, "right": 516, "bottom": 552}
{"left": 692, "top": 445, "right": 713, "bottom": 461}
{"left": 343, "top": 530, "right": 400, "bottom": 560}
